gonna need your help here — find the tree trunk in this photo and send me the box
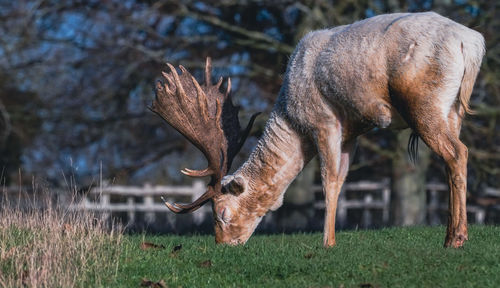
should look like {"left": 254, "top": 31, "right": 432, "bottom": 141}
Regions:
{"left": 391, "top": 129, "right": 430, "bottom": 226}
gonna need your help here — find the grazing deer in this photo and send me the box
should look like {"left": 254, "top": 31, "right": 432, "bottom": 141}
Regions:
{"left": 152, "top": 12, "right": 485, "bottom": 248}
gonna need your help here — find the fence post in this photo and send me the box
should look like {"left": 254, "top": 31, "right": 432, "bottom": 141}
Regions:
{"left": 127, "top": 197, "right": 135, "bottom": 224}
{"left": 475, "top": 209, "right": 485, "bottom": 224}
{"left": 362, "top": 194, "right": 373, "bottom": 228}
{"left": 382, "top": 179, "right": 390, "bottom": 225}
{"left": 100, "top": 193, "right": 110, "bottom": 221}
{"left": 428, "top": 186, "right": 440, "bottom": 225}
{"left": 144, "top": 183, "right": 155, "bottom": 224}
{"left": 83, "top": 195, "right": 91, "bottom": 209}
{"left": 192, "top": 181, "right": 206, "bottom": 225}
{"left": 337, "top": 187, "right": 347, "bottom": 228}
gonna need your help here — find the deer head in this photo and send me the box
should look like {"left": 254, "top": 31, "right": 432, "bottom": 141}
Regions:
{"left": 152, "top": 58, "right": 260, "bottom": 244}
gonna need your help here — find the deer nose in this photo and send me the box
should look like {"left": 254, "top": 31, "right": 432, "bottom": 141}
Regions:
{"left": 227, "top": 238, "right": 243, "bottom": 246}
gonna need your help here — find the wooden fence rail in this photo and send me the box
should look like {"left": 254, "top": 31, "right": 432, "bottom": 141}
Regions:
{"left": 68, "top": 181, "right": 209, "bottom": 225}
{"left": 4, "top": 180, "right": 499, "bottom": 229}
{"left": 313, "top": 179, "right": 391, "bottom": 228}
{"left": 426, "top": 183, "right": 488, "bottom": 225}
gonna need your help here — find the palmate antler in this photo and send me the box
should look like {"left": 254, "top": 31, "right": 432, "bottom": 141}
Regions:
{"left": 151, "top": 58, "right": 259, "bottom": 213}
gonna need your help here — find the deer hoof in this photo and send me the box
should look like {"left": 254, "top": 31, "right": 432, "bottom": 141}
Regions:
{"left": 444, "top": 233, "right": 468, "bottom": 248}
{"left": 453, "top": 234, "right": 468, "bottom": 248}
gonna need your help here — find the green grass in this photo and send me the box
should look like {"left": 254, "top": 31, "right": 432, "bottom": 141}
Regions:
{"left": 115, "top": 225, "right": 500, "bottom": 287}
{"left": 3, "top": 208, "right": 499, "bottom": 288}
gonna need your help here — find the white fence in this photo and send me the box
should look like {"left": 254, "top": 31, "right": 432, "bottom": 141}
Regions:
{"left": 426, "top": 183, "right": 489, "bottom": 225}
{"left": 315, "top": 180, "right": 498, "bottom": 228}
{"left": 68, "top": 181, "right": 210, "bottom": 226}
{"left": 68, "top": 180, "right": 391, "bottom": 229}
{"left": 313, "top": 179, "right": 391, "bottom": 228}
{"left": 7, "top": 179, "right": 495, "bottom": 229}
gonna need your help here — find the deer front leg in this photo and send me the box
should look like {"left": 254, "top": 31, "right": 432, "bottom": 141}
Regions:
{"left": 315, "top": 124, "right": 354, "bottom": 247}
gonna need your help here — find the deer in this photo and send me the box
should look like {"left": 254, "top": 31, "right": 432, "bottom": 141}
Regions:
{"left": 152, "top": 12, "right": 485, "bottom": 248}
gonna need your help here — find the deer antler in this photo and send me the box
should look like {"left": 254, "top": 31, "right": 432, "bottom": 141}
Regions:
{"left": 152, "top": 58, "right": 259, "bottom": 213}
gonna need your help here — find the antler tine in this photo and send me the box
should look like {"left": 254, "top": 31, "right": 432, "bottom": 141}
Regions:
{"left": 205, "top": 57, "right": 212, "bottom": 86}
{"left": 161, "top": 72, "right": 175, "bottom": 94}
{"left": 215, "top": 76, "right": 223, "bottom": 90}
{"left": 202, "top": 57, "right": 224, "bottom": 94}
{"left": 180, "top": 167, "right": 212, "bottom": 177}
{"left": 166, "top": 63, "right": 188, "bottom": 105}
{"left": 161, "top": 187, "right": 216, "bottom": 213}
{"left": 179, "top": 65, "right": 188, "bottom": 73}
{"left": 225, "top": 77, "right": 232, "bottom": 98}
{"left": 238, "top": 112, "right": 261, "bottom": 149}
{"left": 191, "top": 75, "right": 209, "bottom": 121}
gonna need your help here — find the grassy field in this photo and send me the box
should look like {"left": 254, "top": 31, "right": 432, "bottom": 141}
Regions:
{"left": 116, "top": 225, "right": 500, "bottom": 288}
{"left": 2, "top": 201, "right": 499, "bottom": 288}
{"left": 0, "top": 204, "right": 122, "bottom": 287}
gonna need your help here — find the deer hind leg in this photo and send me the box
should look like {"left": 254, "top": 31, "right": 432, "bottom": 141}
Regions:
{"left": 314, "top": 122, "right": 355, "bottom": 247}
{"left": 445, "top": 109, "right": 468, "bottom": 247}
{"left": 411, "top": 107, "right": 468, "bottom": 248}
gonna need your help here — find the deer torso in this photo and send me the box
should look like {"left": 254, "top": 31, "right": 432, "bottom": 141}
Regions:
{"left": 281, "top": 12, "right": 482, "bottom": 137}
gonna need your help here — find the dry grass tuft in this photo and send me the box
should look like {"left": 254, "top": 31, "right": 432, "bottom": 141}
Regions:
{"left": 0, "top": 190, "right": 122, "bottom": 287}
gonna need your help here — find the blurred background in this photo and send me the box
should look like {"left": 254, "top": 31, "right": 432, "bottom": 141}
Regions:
{"left": 0, "top": 0, "right": 498, "bottom": 233}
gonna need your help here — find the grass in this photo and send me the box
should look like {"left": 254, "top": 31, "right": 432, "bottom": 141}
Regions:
{"left": 116, "top": 225, "right": 500, "bottom": 288}
{"left": 0, "top": 199, "right": 123, "bottom": 287}
{"left": 1, "top": 196, "right": 499, "bottom": 287}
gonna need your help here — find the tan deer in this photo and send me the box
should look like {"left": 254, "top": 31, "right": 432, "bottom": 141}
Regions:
{"left": 152, "top": 12, "right": 485, "bottom": 248}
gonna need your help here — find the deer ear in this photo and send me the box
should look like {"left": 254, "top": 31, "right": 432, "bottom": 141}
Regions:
{"left": 224, "top": 175, "right": 246, "bottom": 195}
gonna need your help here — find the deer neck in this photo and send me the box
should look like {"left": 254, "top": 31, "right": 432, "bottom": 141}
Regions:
{"left": 234, "top": 112, "right": 315, "bottom": 216}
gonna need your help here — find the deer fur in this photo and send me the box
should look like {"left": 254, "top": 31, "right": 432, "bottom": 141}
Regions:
{"left": 213, "top": 12, "right": 485, "bottom": 247}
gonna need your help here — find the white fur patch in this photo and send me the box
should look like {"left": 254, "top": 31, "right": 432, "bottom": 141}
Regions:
{"left": 403, "top": 43, "right": 416, "bottom": 62}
